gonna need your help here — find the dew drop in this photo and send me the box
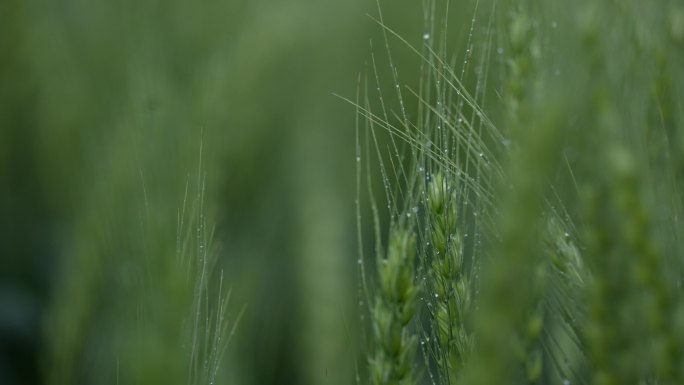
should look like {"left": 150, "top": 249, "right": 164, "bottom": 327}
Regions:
{"left": 423, "top": 33, "right": 430, "bottom": 40}
{"left": 497, "top": 47, "right": 504, "bottom": 55}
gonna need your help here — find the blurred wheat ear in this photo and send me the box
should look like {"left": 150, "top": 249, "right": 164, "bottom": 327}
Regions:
{"left": 45, "top": 138, "right": 243, "bottom": 385}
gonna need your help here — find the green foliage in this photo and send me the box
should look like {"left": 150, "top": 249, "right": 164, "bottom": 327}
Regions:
{"left": 4, "top": 0, "right": 684, "bottom": 384}
{"left": 2, "top": 0, "right": 377, "bottom": 384}
{"left": 357, "top": 1, "right": 684, "bottom": 385}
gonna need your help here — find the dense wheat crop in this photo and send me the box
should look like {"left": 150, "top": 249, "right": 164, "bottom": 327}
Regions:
{"left": 1, "top": 0, "right": 683, "bottom": 384}
{"left": 356, "top": 1, "right": 684, "bottom": 385}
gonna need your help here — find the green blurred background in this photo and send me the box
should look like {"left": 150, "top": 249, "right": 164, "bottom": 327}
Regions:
{"left": 0, "top": 0, "right": 433, "bottom": 384}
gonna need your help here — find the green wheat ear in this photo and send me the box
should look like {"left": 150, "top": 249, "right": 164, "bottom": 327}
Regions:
{"left": 370, "top": 222, "right": 420, "bottom": 385}
{"left": 425, "top": 172, "right": 472, "bottom": 384}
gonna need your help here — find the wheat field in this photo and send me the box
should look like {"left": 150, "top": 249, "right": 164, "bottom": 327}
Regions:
{"left": 1, "top": 0, "right": 683, "bottom": 384}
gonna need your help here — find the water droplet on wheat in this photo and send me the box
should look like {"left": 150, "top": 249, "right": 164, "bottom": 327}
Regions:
{"left": 423, "top": 33, "right": 430, "bottom": 40}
